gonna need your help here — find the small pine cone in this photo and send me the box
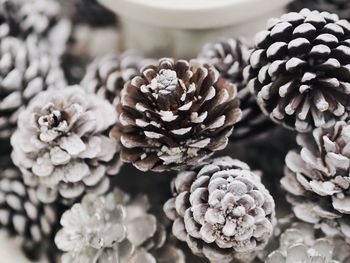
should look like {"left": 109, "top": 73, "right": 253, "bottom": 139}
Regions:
{"left": 81, "top": 52, "right": 146, "bottom": 106}
{"left": 199, "top": 38, "right": 274, "bottom": 139}
{"left": 282, "top": 121, "right": 350, "bottom": 242}
{"left": 55, "top": 189, "right": 184, "bottom": 263}
{"left": 73, "top": 0, "right": 116, "bottom": 26}
{"left": 114, "top": 58, "right": 242, "bottom": 172}
{"left": 245, "top": 9, "right": 350, "bottom": 132}
{"left": 11, "top": 86, "right": 121, "bottom": 205}
{"left": 0, "top": 168, "right": 58, "bottom": 259}
{"left": 0, "top": 36, "right": 66, "bottom": 140}
{"left": 289, "top": 0, "right": 350, "bottom": 21}
{"left": 163, "top": 156, "right": 276, "bottom": 263}
{"left": 2, "top": 0, "right": 71, "bottom": 56}
{"left": 266, "top": 222, "right": 350, "bottom": 263}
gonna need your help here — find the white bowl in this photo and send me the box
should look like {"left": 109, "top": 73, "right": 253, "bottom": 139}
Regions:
{"left": 98, "top": 0, "right": 292, "bottom": 58}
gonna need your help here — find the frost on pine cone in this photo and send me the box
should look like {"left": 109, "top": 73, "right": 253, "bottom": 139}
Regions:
{"left": 114, "top": 58, "right": 242, "bottom": 172}
{"left": 199, "top": 38, "right": 274, "bottom": 139}
{"left": 81, "top": 52, "right": 145, "bottom": 106}
{"left": 0, "top": 36, "right": 66, "bottom": 140}
{"left": 245, "top": 8, "right": 350, "bottom": 132}
{"left": 289, "top": 0, "right": 350, "bottom": 21}
{"left": 55, "top": 189, "right": 185, "bottom": 263}
{"left": 282, "top": 121, "right": 350, "bottom": 242}
{"left": 163, "top": 156, "right": 276, "bottom": 263}
{"left": 11, "top": 86, "right": 120, "bottom": 204}
{"left": 266, "top": 223, "right": 350, "bottom": 263}
{"left": 0, "top": 168, "right": 58, "bottom": 259}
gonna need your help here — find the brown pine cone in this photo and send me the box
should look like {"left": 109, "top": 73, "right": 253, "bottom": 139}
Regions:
{"left": 113, "top": 58, "right": 242, "bottom": 172}
{"left": 81, "top": 51, "right": 146, "bottom": 106}
{"left": 245, "top": 9, "right": 350, "bottom": 132}
{"left": 199, "top": 38, "right": 274, "bottom": 139}
{"left": 282, "top": 121, "right": 350, "bottom": 243}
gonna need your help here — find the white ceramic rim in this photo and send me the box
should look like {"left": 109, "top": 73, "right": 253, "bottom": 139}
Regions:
{"left": 98, "top": 0, "right": 293, "bottom": 29}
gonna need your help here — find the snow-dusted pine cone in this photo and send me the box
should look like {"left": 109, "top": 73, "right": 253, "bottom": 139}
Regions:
{"left": 163, "top": 156, "right": 276, "bottom": 263}
{"left": 282, "top": 121, "right": 350, "bottom": 243}
{"left": 289, "top": 0, "right": 350, "bottom": 21}
{"left": 0, "top": 36, "right": 66, "bottom": 140}
{"left": 114, "top": 58, "right": 242, "bottom": 172}
{"left": 2, "top": 0, "right": 71, "bottom": 56}
{"left": 11, "top": 86, "right": 121, "bottom": 204}
{"left": 0, "top": 168, "right": 58, "bottom": 259}
{"left": 266, "top": 223, "right": 350, "bottom": 263}
{"left": 199, "top": 38, "right": 274, "bottom": 139}
{"left": 73, "top": 0, "right": 116, "bottom": 26}
{"left": 81, "top": 52, "right": 146, "bottom": 106}
{"left": 55, "top": 189, "right": 185, "bottom": 263}
{"left": 245, "top": 9, "right": 350, "bottom": 132}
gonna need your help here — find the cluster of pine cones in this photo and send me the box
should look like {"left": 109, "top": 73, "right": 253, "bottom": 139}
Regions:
{"left": 1, "top": 0, "right": 350, "bottom": 263}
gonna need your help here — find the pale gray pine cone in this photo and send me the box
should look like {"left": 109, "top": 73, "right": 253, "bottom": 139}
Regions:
{"left": 2, "top": 0, "right": 71, "bottom": 56}
{"left": 163, "top": 156, "right": 276, "bottom": 263}
{"left": 289, "top": 0, "right": 350, "bottom": 21}
{"left": 114, "top": 58, "right": 242, "bottom": 172}
{"left": 245, "top": 8, "right": 350, "bottom": 132}
{"left": 0, "top": 167, "right": 58, "bottom": 259}
{"left": 11, "top": 86, "right": 121, "bottom": 204}
{"left": 81, "top": 51, "right": 146, "bottom": 106}
{"left": 199, "top": 38, "right": 274, "bottom": 140}
{"left": 0, "top": 35, "right": 66, "bottom": 140}
{"left": 266, "top": 222, "right": 350, "bottom": 263}
{"left": 55, "top": 188, "right": 185, "bottom": 263}
{"left": 282, "top": 121, "right": 350, "bottom": 243}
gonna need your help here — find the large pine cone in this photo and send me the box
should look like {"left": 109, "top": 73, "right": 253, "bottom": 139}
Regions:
{"left": 55, "top": 188, "right": 185, "bottom": 263}
{"left": 199, "top": 38, "right": 274, "bottom": 139}
{"left": 81, "top": 52, "right": 146, "bottom": 106}
{"left": 114, "top": 58, "right": 242, "bottom": 172}
{"left": 245, "top": 9, "right": 350, "bottom": 132}
{"left": 163, "top": 156, "right": 276, "bottom": 263}
{"left": 0, "top": 36, "right": 66, "bottom": 140}
{"left": 0, "top": 168, "right": 58, "bottom": 259}
{"left": 11, "top": 86, "right": 121, "bottom": 205}
{"left": 282, "top": 121, "right": 350, "bottom": 243}
{"left": 289, "top": 0, "right": 350, "bottom": 21}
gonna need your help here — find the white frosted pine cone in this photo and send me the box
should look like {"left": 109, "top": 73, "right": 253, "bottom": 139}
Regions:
{"left": 55, "top": 189, "right": 185, "bottom": 263}
{"left": 11, "top": 86, "right": 121, "bottom": 204}
{"left": 163, "top": 156, "right": 276, "bottom": 263}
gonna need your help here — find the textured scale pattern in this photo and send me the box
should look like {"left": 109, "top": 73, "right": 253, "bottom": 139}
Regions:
{"left": 55, "top": 189, "right": 185, "bottom": 263}
{"left": 0, "top": 168, "right": 58, "bottom": 258}
{"left": 114, "top": 58, "right": 242, "bottom": 172}
{"left": 163, "top": 156, "right": 275, "bottom": 263}
{"left": 282, "top": 121, "right": 350, "bottom": 243}
{"left": 11, "top": 86, "right": 121, "bottom": 204}
{"left": 0, "top": 36, "right": 66, "bottom": 140}
{"left": 199, "top": 38, "right": 274, "bottom": 139}
{"left": 245, "top": 9, "right": 350, "bottom": 132}
{"left": 289, "top": 0, "right": 350, "bottom": 21}
{"left": 81, "top": 52, "right": 146, "bottom": 106}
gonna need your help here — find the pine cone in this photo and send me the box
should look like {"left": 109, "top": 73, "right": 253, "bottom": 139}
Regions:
{"left": 81, "top": 52, "right": 146, "bottom": 106}
{"left": 266, "top": 222, "right": 350, "bottom": 263}
{"left": 73, "top": 0, "right": 116, "bottom": 27}
{"left": 55, "top": 188, "right": 185, "bottom": 263}
{"left": 282, "top": 121, "right": 350, "bottom": 243}
{"left": 2, "top": 0, "right": 71, "bottom": 56}
{"left": 114, "top": 58, "right": 242, "bottom": 172}
{"left": 0, "top": 36, "right": 66, "bottom": 140}
{"left": 199, "top": 38, "right": 274, "bottom": 139}
{"left": 163, "top": 156, "right": 276, "bottom": 263}
{"left": 245, "top": 8, "right": 350, "bottom": 132}
{"left": 11, "top": 86, "right": 121, "bottom": 204}
{"left": 0, "top": 167, "right": 58, "bottom": 260}
{"left": 289, "top": 0, "right": 350, "bottom": 21}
